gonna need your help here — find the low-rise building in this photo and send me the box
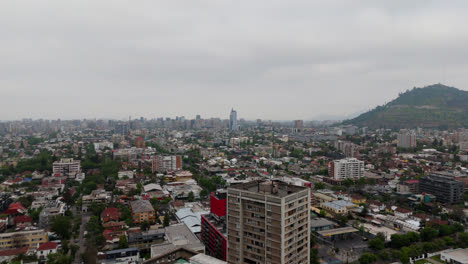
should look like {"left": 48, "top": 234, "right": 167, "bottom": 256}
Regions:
{"left": 396, "top": 180, "right": 420, "bottom": 194}
{"left": 38, "top": 200, "right": 66, "bottom": 228}
{"left": 150, "top": 224, "right": 204, "bottom": 259}
{"left": 130, "top": 200, "right": 155, "bottom": 224}
{"left": 440, "top": 248, "right": 468, "bottom": 264}
{"left": 0, "top": 229, "right": 48, "bottom": 250}
{"left": 128, "top": 229, "right": 165, "bottom": 250}
{"left": 321, "top": 200, "right": 357, "bottom": 215}
{"left": 37, "top": 242, "right": 59, "bottom": 259}
{"left": 101, "top": 207, "right": 121, "bottom": 223}
{"left": 82, "top": 189, "right": 112, "bottom": 206}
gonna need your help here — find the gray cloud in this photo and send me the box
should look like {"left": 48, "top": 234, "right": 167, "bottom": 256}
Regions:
{"left": 1, "top": 0, "right": 468, "bottom": 120}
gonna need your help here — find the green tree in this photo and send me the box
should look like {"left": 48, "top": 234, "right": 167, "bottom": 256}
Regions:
{"left": 28, "top": 208, "right": 42, "bottom": 222}
{"left": 319, "top": 210, "right": 326, "bottom": 217}
{"left": 118, "top": 235, "right": 128, "bottom": 249}
{"left": 359, "top": 253, "right": 378, "bottom": 264}
{"left": 50, "top": 216, "right": 72, "bottom": 240}
{"left": 420, "top": 227, "right": 438, "bottom": 241}
{"left": 188, "top": 191, "right": 194, "bottom": 202}
{"left": 46, "top": 252, "right": 71, "bottom": 264}
{"left": 343, "top": 178, "right": 354, "bottom": 187}
{"left": 86, "top": 216, "right": 102, "bottom": 236}
{"left": 200, "top": 189, "right": 208, "bottom": 200}
{"left": 400, "top": 251, "right": 410, "bottom": 264}
{"left": 163, "top": 212, "right": 170, "bottom": 227}
{"left": 369, "top": 237, "right": 385, "bottom": 251}
{"left": 61, "top": 188, "right": 74, "bottom": 206}
{"left": 140, "top": 221, "right": 150, "bottom": 231}
{"left": 310, "top": 248, "right": 319, "bottom": 264}
{"left": 314, "top": 182, "right": 325, "bottom": 190}
{"left": 18, "top": 195, "right": 34, "bottom": 208}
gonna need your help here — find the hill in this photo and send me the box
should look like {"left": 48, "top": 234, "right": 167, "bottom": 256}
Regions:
{"left": 343, "top": 84, "right": 468, "bottom": 129}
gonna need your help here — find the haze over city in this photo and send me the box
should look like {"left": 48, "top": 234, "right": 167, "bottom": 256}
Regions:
{"left": 2, "top": 1, "right": 468, "bottom": 120}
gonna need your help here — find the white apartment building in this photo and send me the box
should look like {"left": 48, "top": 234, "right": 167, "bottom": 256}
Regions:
{"left": 52, "top": 158, "right": 81, "bottom": 177}
{"left": 329, "top": 158, "right": 364, "bottom": 180}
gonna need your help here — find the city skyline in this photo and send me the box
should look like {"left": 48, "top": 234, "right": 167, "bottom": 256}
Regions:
{"left": 2, "top": 1, "right": 468, "bottom": 120}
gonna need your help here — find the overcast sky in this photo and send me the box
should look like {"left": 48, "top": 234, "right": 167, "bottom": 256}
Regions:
{"left": 1, "top": 1, "right": 468, "bottom": 121}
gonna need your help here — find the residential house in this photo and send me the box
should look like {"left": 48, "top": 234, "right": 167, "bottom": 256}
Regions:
{"left": 37, "top": 242, "right": 59, "bottom": 259}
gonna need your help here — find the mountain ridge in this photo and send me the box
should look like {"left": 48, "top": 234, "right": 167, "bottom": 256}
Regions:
{"left": 343, "top": 84, "right": 468, "bottom": 129}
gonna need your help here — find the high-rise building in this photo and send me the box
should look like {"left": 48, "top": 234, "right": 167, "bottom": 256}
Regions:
{"left": 397, "top": 129, "right": 417, "bottom": 148}
{"left": 329, "top": 158, "right": 364, "bottom": 180}
{"left": 151, "top": 155, "right": 182, "bottom": 173}
{"left": 293, "top": 120, "right": 304, "bottom": 133}
{"left": 419, "top": 172, "right": 464, "bottom": 204}
{"left": 229, "top": 108, "right": 238, "bottom": 131}
{"left": 115, "top": 123, "right": 129, "bottom": 136}
{"left": 201, "top": 191, "right": 227, "bottom": 261}
{"left": 227, "top": 181, "right": 310, "bottom": 264}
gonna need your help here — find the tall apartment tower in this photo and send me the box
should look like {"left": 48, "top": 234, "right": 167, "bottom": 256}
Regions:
{"left": 227, "top": 181, "right": 310, "bottom": 264}
{"left": 397, "top": 129, "right": 417, "bottom": 148}
{"left": 419, "top": 172, "right": 464, "bottom": 204}
{"left": 329, "top": 158, "right": 364, "bottom": 180}
{"left": 229, "top": 108, "right": 239, "bottom": 131}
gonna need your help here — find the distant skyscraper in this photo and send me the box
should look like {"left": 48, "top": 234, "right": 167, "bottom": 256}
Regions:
{"left": 293, "top": 120, "right": 303, "bottom": 133}
{"left": 229, "top": 108, "right": 238, "bottom": 131}
{"left": 196, "top": 115, "right": 201, "bottom": 120}
{"left": 115, "top": 123, "right": 129, "bottom": 136}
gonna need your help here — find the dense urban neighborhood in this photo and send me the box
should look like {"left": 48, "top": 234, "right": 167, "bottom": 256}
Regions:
{"left": 0, "top": 112, "right": 467, "bottom": 264}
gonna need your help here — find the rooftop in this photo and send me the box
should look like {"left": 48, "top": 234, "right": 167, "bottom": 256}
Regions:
{"left": 310, "top": 217, "right": 336, "bottom": 228}
{"left": 130, "top": 199, "right": 154, "bottom": 213}
{"left": 228, "top": 180, "right": 307, "bottom": 198}
{"left": 150, "top": 224, "right": 204, "bottom": 259}
{"left": 190, "top": 253, "right": 227, "bottom": 264}
{"left": 316, "top": 227, "right": 358, "bottom": 237}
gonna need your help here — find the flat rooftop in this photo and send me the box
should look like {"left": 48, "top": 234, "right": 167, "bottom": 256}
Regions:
{"left": 228, "top": 180, "right": 307, "bottom": 198}
{"left": 310, "top": 217, "right": 336, "bottom": 228}
{"left": 316, "top": 227, "right": 358, "bottom": 237}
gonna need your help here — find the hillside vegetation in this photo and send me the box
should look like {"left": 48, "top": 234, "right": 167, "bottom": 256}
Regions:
{"left": 343, "top": 84, "right": 468, "bottom": 129}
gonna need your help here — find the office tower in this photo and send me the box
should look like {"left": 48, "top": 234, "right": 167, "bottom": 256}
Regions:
{"left": 196, "top": 115, "right": 201, "bottom": 120}
{"left": 419, "top": 172, "right": 464, "bottom": 204}
{"left": 201, "top": 191, "right": 227, "bottom": 261}
{"left": 397, "top": 129, "right": 417, "bottom": 148}
{"left": 229, "top": 108, "right": 238, "bottom": 131}
{"left": 329, "top": 158, "right": 364, "bottom": 180}
{"left": 151, "top": 155, "right": 182, "bottom": 173}
{"left": 227, "top": 181, "right": 310, "bottom": 264}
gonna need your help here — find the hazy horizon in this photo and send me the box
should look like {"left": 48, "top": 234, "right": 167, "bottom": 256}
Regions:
{"left": 2, "top": 1, "right": 468, "bottom": 120}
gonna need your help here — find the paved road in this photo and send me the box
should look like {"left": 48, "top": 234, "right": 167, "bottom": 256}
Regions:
{"left": 425, "top": 257, "right": 443, "bottom": 264}
{"left": 73, "top": 208, "right": 90, "bottom": 264}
